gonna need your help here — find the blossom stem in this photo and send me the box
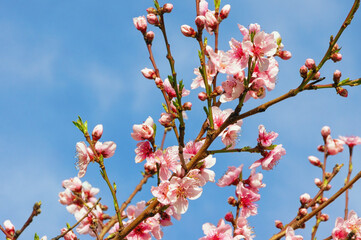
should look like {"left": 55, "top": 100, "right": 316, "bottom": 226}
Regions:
{"left": 344, "top": 146, "right": 354, "bottom": 219}
{"left": 207, "top": 145, "right": 269, "bottom": 154}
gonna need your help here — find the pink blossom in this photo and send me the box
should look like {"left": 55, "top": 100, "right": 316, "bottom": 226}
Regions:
{"left": 81, "top": 181, "right": 99, "bottom": 204}
{"left": 228, "top": 38, "right": 249, "bottom": 70}
{"left": 236, "top": 183, "right": 260, "bottom": 218}
{"left": 221, "top": 124, "right": 241, "bottom": 149}
{"left": 159, "top": 112, "right": 173, "bottom": 127}
{"left": 60, "top": 228, "right": 77, "bottom": 240}
{"left": 95, "top": 141, "right": 116, "bottom": 158}
{"left": 321, "top": 126, "right": 331, "bottom": 137}
{"left": 332, "top": 210, "right": 361, "bottom": 239}
{"left": 126, "top": 222, "right": 152, "bottom": 240}
{"left": 234, "top": 217, "right": 254, "bottom": 240}
{"left": 131, "top": 116, "right": 155, "bottom": 141}
{"left": 163, "top": 3, "right": 173, "bottom": 13}
{"left": 75, "top": 142, "right": 91, "bottom": 178}
{"left": 257, "top": 125, "right": 278, "bottom": 147}
{"left": 135, "top": 141, "right": 153, "bottom": 163}
{"left": 250, "top": 144, "right": 286, "bottom": 170}
{"left": 133, "top": 16, "right": 147, "bottom": 33}
{"left": 184, "top": 140, "right": 204, "bottom": 160}
{"left": 326, "top": 135, "right": 344, "bottom": 155}
{"left": 285, "top": 227, "right": 303, "bottom": 240}
{"left": 167, "top": 177, "right": 203, "bottom": 214}
{"left": 3, "top": 220, "right": 15, "bottom": 236}
{"left": 74, "top": 204, "right": 103, "bottom": 236}
{"left": 339, "top": 136, "right": 361, "bottom": 148}
{"left": 199, "top": 219, "right": 233, "bottom": 240}
{"left": 141, "top": 68, "right": 156, "bottom": 79}
{"left": 247, "top": 169, "right": 265, "bottom": 192}
{"left": 220, "top": 74, "right": 245, "bottom": 103}
{"left": 198, "top": 155, "right": 216, "bottom": 183}
{"left": 163, "top": 78, "right": 190, "bottom": 98}
{"left": 156, "top": 147, "right": 180, "bottom": 182}
{"left": 62, "top": 177, "right": 82, "bottom": 192}
{"left": 217, "top": 164, "right": 243, "bottom": 187}
{"left": 191, "top": 61, "right": 216, "bottom": 89}
{"left": 199, "top": 0, "right": 209, "bottom": 16}
{"left": 207, "top": 46, "right": 232, "bottom": 74}
{"left": 92, "top": 124, "right": 103, "bottom": 141}
{"left": 211, "top": 106, "right": 233, "bottom": 130}
{"left": 205, "top": 11, "right": 218, "bottom": 33}
{"left": 152, "top": 181, "right": 171, "bottom": 205}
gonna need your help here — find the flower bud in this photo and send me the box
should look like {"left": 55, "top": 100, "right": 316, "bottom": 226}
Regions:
{"left": 308, "top": 156, "right": 321, "bottom": 167}
{"left": 205, "top": 11, "right": 218, "bottom": 30}
{"left": 220, "top": 4, "right": 231, "bottom": 19}
{"left": 228, "top": 196, "right": 237, "bottom": 206}
{"left": 183, "top": 102, "right": 192, "bottom": 111}
{"left": 144, "top": 162, "right": 157, "bottom": 175}
{"left": 314, "top": 178, "right": 322, "bottom": 187}
{"left": 321, "top": 126, "right": 331, "bottom": 138}
{"left": 325, "top": 184, "right": 332, "bottom": 191}
{"left": 312, "top": 71, "right": 321, "bottom": 80}
{"left": 213, "top": 86, "right": 224, "bottom": 95}
{"left": 300, "top": 193, "right": 311, "bottom": 205}
{"left": 305, "top": 58, "right": 316, "bottom": 70}
{"left": 299, "top": 208, "right": 308, "bottom": 216}
{"left": 4, "top": 220, "right": 15, "bottom": 236}
{"left": 319, "top": 197, "right": 328, "bottom": 204}
{"left": 333, "top": 70, "right": 341, "bottom": 83}
{"left": 92, "top": 124, "right": 103, "bottom": 141}
{"left": 146, "top": 7, "right": 157, "bottom": 14}
{"left": 279, "top": 50, "right": 292, "bottom": 60}
{"left": 198, "top": 92, "right": 208, "bottom": 101}
{"left": 155, "top": 77, "right": 163, "bottom": 87}
{"left": 275, "top": 220, "right": 283, "bottom": 229}
{"left": 325, "top": 172, "right": 332, "bottom": 179}
{"left": 332, "top": 43, "right": 339, "bottom": 51}
{"left": 147, "top": 14, "right": 159, "bottom": 25}
{"left": 320, "top": 213, "right": 329, "bottom": 221}
{"left": 146, "top": 31, "right": 155, "bottom": 43}
{"left": 133, "top": 16, "right": 147, "bottom": 33}
{"left": 181, "top": 25, "right": 196, "bottom": 37}
{"left": 159, "top": 113, "right": 173, "bottom": 127}
{"left": 141, "top": 68, "right": 156, "bottom": 79}
{"left": 195, "top": 16, "right": 206, "bottom": 29}
{"left": 299, "top": 65, "right": 308, "bottom": 78}
{"left": 163, "top": 3, "right": 173, "bottom": 13}
{"left": 331, "top": 52, "right": 342, "bottom": 62}
{"left": 224, "top": 212, "right": 234, "bottom": 222}
{"left": 317, "top": 145, "right": 325, "bottom": 152}
{"left": 336, "top": 87, "right": 348, "bottom": 97}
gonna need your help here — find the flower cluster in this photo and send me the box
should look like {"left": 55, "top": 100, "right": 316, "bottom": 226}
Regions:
{"left": 332, "top": 210, "right": 361, "bottom": 240}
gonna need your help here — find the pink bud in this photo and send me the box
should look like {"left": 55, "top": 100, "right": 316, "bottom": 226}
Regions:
{"left": 279, "top": 50, "right": 292, "bottom": 60}
{"left": 198, "top": 92, "right": 208, "bottom": 101}
{"left": 333, "top": 70, "right": 341, "bottom": 83}
{"left": 314, "top": 178, "right": 322, "bottom": 187}
{"left": 336, "top": 87, "right": 348, "bottom": 97}
{"left": 321, "top": 126, "right": 331, "bottom": 138}
{"left": 183, "top": 102, "right": 192, "bottom": 110}
{"left": 299, "top": 208, "right": 308, "bottom": 216}
{"left": 312, "top": 71, "right": 321, "bottom": 80}
{"left": 146, "top": 31, "right": 155, "bottom": 43}
{"left": 146, "top": 7, "right": 157, "bottom": 14}
{"left": 92, "top": 124, "right": 103, "bottom": 141}
{"left": 325, "top": 184, "right": 332, "bottom": 191}
{"left": 4, "top": 220, "right": 15, "bottom": 235}
{"left": 224, "top": 212, "right": 234, "bottom": 222}
{"left": 163, "top": 3, "right": 173, "bottom": 13}
{"left": 141, "top": 68, "right": 156, "bottom": 79}
{"left": 220, "top": 4, "right": 231, "bottom": 19}
{"left": 300, "top": 193, "right": 311, "bottom": 205}
{"left": 331, "top": 52, "right": 342, "bottom": 62}
{"left": 320, "top": 213, "right": 329, "bottom": 221}
{"left": 320, "top": 197, "right": 328, "bottom": 203}
{"left": 144, "top": 162, "right": 157, "bottom": 174}
{"left": 317, "top": 145, "right": 325, "bottom": 152}
{"left": 305, "top": 58, "right": 316, "bottom": 69}
{"left": 133, "top": 16, "right": 147, "bottom": 33}
{"left": 228, "top": 196, "right": 237, "bottom": 206}
{"left": 195, "top": 16, "right": 206, "bottom": 29}
{"left": 181, "top": 25, "right": 196, "bottom": 37}
{"left": 249, "top": 23, "right": 261, "bottom": 33}
{"left": 275, "top": 220, "right": 283, "bottom": 229}
{"left": 205, "top": 11, "right": 218, "bottom": 30}
{"left": 159, "top": 112, "right": 173, "bottom": 127}
{"left": 155, "top": 77, "right": 163, "bottom": 87}
{"left": 147, "top": 14, "right": 159, "bottom": 25}
{"left": 308, "top": 156, "right": 321, "bottom": 167}
{"left": 214, "top": 85, "right": 223, "bottom": 95}
{"left": 299, "top": 65, "right": 308, "bottom": 78}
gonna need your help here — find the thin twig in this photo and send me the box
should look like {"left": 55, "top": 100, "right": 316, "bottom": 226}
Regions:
{"left": 14, "top": 202, "right": 41, "bottom": 239}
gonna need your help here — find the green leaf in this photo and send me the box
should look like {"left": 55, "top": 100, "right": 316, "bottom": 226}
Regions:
{"left": 153, "top": 122, "right": 157, "bottom": 138}
{"left": 198, "top": 50, "right": 202, "bottom": 59}
{"left": 34, "top": 233, "right": 40, "bottom": 240}
{"left": 162, "top": 103, "right": 168, "bottom": 112}
{"left": 168, "top": 75, "right": 174, "bottom": 86}
{"left": 203, "top": 106, "right": 209, "bottom": 116}
{"left": 338, "top": 78, "right": 350, "bottom": 86}
{"left": 153, "top": 0, "right": 160, "bottom": 9}
{"left": 214, "top": 0, "right": 221, "bottom": 9}
{"left": 179, "top": 80, "right": 184, "bottom": 92}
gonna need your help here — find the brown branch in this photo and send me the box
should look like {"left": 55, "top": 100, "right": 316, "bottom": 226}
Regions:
{"left": 14, "top": 202, "right": 41, "bottom": 239}
{"left": 0, "top": 225, "right": 13, "bottom": 240}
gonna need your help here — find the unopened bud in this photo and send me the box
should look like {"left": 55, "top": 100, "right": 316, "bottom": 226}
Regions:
{"left": 144, "top": 162, "right": 157, "bottom": 175}
{"left": 183, "top": 102, "right": 192, "bottom": 111}
{"left": 4, "top": 220, "right": 15, "bottom": 236}
{"left": 312, "top": 71, "right": 321, "bottom": 80}
{"left": 336, "top": 87, "right": 348, "bottom": 97}
{"left": 314, "top": 178, "right": 322, "bottom": 187}
{"left": 224, "top": 212, "right": 234, "bottom": 222}
{"left": 325, "top": 172, "right": 332, "bottom": 179}
{"left": 332, "top": 43, "right": 339, "bottom": 51}
{"left": 331, "top": 53, "right": 342, "bottom": 62}
{"left": 325, "top": 184, "right": 332, "bottom": 191}
{"left": 228, "top": 196, "right": 237, "bottom": 206}
{"left": 333, "top": 70, "right": 341, "bottom": 84}
{"left": 305, "top": 58, "right": 316, "bottom": 70}
{"left": 163, "top": 3, "right": 173, "bottom": 13}
{"left": 299, "top": 208, "right": 308, "bottom": 216}
{"left": 92, "top": 124, "right": 103, "bottom": 141}
{"left": 275, "top": 220, "right": 283, "bottom": 229}
{"left": 146, "top": 31, "right": 155, "bottom": 43}
{"left": 147, "top": 14, "right": 159, "bottom": 25}
{"left": 181, "top": 25, "right": 196, "bottom": 37}
{"left": 141, "top": 68, "right": 156, "bottom": 79}
{"left": 321, "top": 126, "right": 331, "bottom": 138}
{"left": 300, "top": 193, "right": 311, "bottom": 205}
{"left": 205, "top": 11, "right": 218, "bottom": 30}
{"left": 308, "top": 156, "right": 321, "bottom": 167}
{"left": 133, "top": 16, "right": 147, "bottom": 33}
{"left": 320, "top": 213, "right": 329, "bottom": 221}
{"left": 146, "top": 7, "right": 157, "bottom": 14}
{"left": 155, "top": 78, "right": 163, "bottom": 87}
{"left": 195, "top": 16, "right": 206, "bottom": 29}
{"left": 312, "top": 203, "right": 319, "bottom": 211}
{"left": 317, "top": 145, "right": 325, "bottom": 152}
{"left": 213, "top": 86, "right": 224, "bottom": 95}
{"left": 159, "top": 113, "right": 173, "bottom": 127}
{"left": 319, "top": 197, "right": 328, "bottom": 204}
{"left": 299, "top": 65, "right": 308, "bottom": 78}
{"left": 279, "top": 50, "right": 292, "bottom": 60}
{"left": 220, "top": 4, "right": 231, "bottom": 19}
{"left": 198, "top": 92, "right": 208, "bottom": 101}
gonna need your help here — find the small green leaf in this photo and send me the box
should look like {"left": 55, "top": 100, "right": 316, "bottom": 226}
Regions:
{"left": 168, "top": 75, "right": 174, "bottom": 86}
{"left": 214, "top": 0, "right": 221, "bottom": 9}
{"left": 204, "top": 37, "right": 208, "bottom": 46}
{"left": 198, "top": 50, "right": 202, "bottom": 59}
{"left": 179, "top": 80, "right": 184, "bottom": 92}
{"left": 338, "top": 78, "right": 350, "bottom": 86}
{"left": 34, "top": 233, "right": 40, "bottom": 240}
{"left": 162, "top": 103, "right": 168, "bottom": 112}
{"left": 203, "top": 106, "right": 209, "bottom": 116}
{"left": 153, "top": 122, "right": 157, "bottom": 138}
{"left": 153, "top": 0, "right": 160, "bottom": 9}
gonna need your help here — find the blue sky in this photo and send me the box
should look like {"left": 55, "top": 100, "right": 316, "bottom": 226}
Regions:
{"left": 0, "top": 1, "right": 361, "bottom": 239}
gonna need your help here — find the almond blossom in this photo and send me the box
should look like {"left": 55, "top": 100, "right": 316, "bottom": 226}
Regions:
{"left": 339, "top": 135, "right": 361, "bottom": 148}
{"left": 135, "top": 141, "right": 153, "bottom": 163}
{"left": 199, "top": 219, "right": 233, "bottom": 240}
{"left": 250, "top": 144, "right": 286, "bottom": 170}
{"left": 217, "top": 164, "right": 243, "bottom": 187}
{"left": 257, "top": 125, "right": 278, "bottom": 147}
{"left": 236, "top": 183, "right": 260, "bottom": 218}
